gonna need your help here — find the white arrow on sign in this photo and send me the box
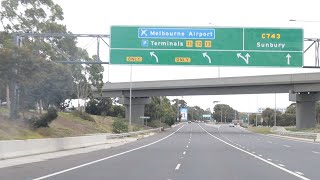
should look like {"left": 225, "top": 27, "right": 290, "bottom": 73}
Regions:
{"left": 150, "top": 52, "right": 158, "bottom": 63}
{"left": 237, "top": 53, "right": 250, "bottom": 64}
{"left": 202, "top": 52, "right": 212, "bottom": 63}
{"left": 286, "top": 54, "right": 291, "bottom": 65}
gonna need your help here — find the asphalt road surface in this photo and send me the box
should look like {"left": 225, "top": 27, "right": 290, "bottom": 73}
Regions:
{"left": 1, "top": 123, "right": 319, "bottom": 180}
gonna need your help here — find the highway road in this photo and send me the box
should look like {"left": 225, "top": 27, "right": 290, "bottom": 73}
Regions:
{"left": 1, "top": 123, "right": 320, "bottom": 180}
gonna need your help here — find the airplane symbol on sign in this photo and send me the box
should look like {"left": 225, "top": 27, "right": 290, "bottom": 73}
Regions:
{"left": 140, "top": 29, "right": 148, "bottom": 37}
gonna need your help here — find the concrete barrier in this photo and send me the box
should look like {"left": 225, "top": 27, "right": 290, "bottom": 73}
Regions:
{"left": 0, "top": 128, "right": 161, "bottom": 160}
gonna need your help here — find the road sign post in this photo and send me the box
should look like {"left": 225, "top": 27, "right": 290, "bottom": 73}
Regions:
{"left": 110, "top": 26, "right": 303, "bottom": 67}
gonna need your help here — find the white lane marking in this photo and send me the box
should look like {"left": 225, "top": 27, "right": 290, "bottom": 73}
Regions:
{"left": 267, "top": 158, "right": 272, "bottom": 161}
{"left": 198, "top": 124, "right": 310, "bottom": 180}
{"left": 183, "top": 151, "right": 186, "bottom": 155}
{"left": 278, "top": 164, "right": 285, "bottom": 167}
{"left": 295, "top": 171, "right": 304, "bottom": 175}
{"left": 188, "top": 141, "right": 190, "bottom": 144}
{"left": 186, "top": 145, "right": 189, "bottom": 148}
{"left": 312, "top": 151, "right": 320, "bottom": 154}
{"left": 267, "top": 141, "right": 273, "bottom": 144}
{"left": 32, "top": 125, "right": 186, "bottom": 180}
{"left": 284, "top": 145, "right": 291, "bottom": 148}
{"left": 257, "top": 139, "right": 261, "bottom": 141}
{"left": 175, "top": 164, "right": 181, "bottom": 170}
{"left": 259, "top": 154, "right": 263, "bottom": 157}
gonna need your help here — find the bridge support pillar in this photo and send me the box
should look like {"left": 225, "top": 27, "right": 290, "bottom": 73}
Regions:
{"left": 289, "top": 92, "right": 318, "bottom": 129}
{"left": 119, "top": 97, "right": 151, "bottom": 125}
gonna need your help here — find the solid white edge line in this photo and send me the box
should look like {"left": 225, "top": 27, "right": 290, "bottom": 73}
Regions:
{"left": 32, "top": 125, "right": 186, "bottom": 180}
{"left": 175, "top": 163, "right": 181, "bottom": 170}
{"left": 295, "top": 171, "right": 304, "bottom": 175}
{"left": 198, "top": 124, "right": 310, "bottom": 180}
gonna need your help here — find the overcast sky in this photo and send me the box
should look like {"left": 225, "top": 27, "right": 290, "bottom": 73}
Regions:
{"left": 5, "top": 0, "right": 320, "bottom": 112}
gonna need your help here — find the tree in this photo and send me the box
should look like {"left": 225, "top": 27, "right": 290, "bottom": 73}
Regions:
{"left": 262, "top": 108, "right": 275, "bottom": 126}
{"left": 85, "top": 97, "right": 113, "bottom": 116}
{"left": 145, "top": 96, "right": 176, "bottom": 126}
{"left": 213, "top": 104, "right": 238, "bottom": 123}
{"left": 1, "top": 0, "right": 70, "bottom": 118}
{"left": 285, "top": 103, "right": 296, "bottom": 114}
{"left": 0, "top": 0, "right": 104, "bottom": 118}
{"left": 111, "top": 105, "right": 125, "bottom": 118}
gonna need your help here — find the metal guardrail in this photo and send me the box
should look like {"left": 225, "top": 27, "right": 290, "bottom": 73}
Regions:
{"left": 275, "top": 131, "right": 319, "bottom": 141}
{"left": 106, "top": 128, "right": 163, "bottom": 139}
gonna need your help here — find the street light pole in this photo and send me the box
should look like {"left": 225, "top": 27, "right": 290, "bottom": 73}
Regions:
{"left": 256, "top": 95, "right": 258, "bottom": 127}
{"left": 274, "top": 93, "right": 277, "bottom": 126}
{"left": 129, "top": 65, "right": 132, "bottom": 131}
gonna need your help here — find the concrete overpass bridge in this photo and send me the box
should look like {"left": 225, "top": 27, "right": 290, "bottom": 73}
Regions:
{"left": 93, "top": 72, "right": 320, "bottom": 128}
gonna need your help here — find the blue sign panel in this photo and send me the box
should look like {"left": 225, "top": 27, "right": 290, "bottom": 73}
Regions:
{"left": 138, "top": 28, "right": 215, "bottom": 39}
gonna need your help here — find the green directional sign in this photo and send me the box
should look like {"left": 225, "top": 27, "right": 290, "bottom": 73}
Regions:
{"left": 110, "top": 26, "right": 303, "bottom": 67}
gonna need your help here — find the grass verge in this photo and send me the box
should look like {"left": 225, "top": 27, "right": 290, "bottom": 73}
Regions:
{"left": 247, "top": 126, "right": 273, "bottom": 134}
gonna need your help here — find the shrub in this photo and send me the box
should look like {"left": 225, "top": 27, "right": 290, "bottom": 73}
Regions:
{"left": 27, "top": 107, "right": 58, "bottom": 129}
{"left": 112, "top": 119, "right": 128, "bottom": 134}
{"left": 148, "top": 120, "right": 168, "bottom": 128}
{"left": 72, "top": 110, "right": 95, "bottom": 122}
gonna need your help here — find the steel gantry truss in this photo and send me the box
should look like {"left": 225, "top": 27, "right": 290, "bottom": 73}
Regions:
{"left": 13, "top": 33, "right": 110, "bottom": 64}
{"left": 303, "top": 38, "right": 320, "bottom": 68}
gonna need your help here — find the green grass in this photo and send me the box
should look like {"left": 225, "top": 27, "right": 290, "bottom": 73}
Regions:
{"left": 285, "top": 125, "right": 320, "bottom": 133}
{"left": 0, "top": 108, "right": 134, "bottom": 140}
{"left": 247, "top": 126, "right": 273, "bottom": 134}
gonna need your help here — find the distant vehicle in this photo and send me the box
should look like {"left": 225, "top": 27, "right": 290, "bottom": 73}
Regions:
{"left": 229, "top": 123, "right": 235, "bottom": 127}
{"left": 188, "top": 120, "right": 191, "bottom": 123}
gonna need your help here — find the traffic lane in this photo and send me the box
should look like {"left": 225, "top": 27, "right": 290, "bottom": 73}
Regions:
{"left": 0, "top": 124, "right": 185, "bottom": 180}
{"left": 31, "top": 123, "right": 191, "bottom": 180}
{"left": 215, "top": 125, "right": 319, "bottom": 180}
{"left": 216, "top": 124, "right": 320, "bottom": 154}
{"left": 237, "top": 125, "right": 320, "bottom": 150}
{"left": 173, "top": 123, "right": 304, "bottom": 180}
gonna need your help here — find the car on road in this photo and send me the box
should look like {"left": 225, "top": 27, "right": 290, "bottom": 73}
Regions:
{"left": 229, "top": 123, "right": 235, "bottom": 127}
{"left": 188, "top": 120, "right": 192, "bottom": 123}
